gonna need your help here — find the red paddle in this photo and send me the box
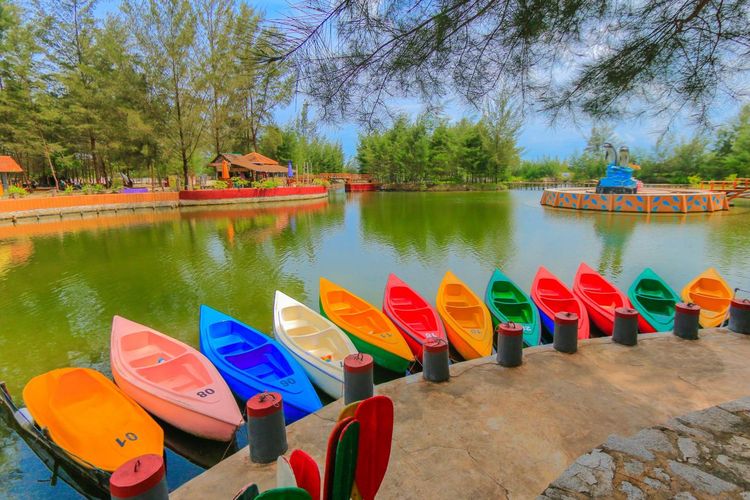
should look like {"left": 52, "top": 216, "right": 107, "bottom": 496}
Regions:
{"left": 289, "top": 449, "right": 321, "bottom": 500}
{"left": 353, "top": 396, "right": 394, "bottom": 500}
{"left": 323, "top": 417, "right": 353, "bottom": 500}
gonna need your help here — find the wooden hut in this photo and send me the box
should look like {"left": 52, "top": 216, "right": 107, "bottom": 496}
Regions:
{"left": 0, "top": 156, "right": 24, "bottom": 195}
{"left": 207, "top": 152, "right": 291, "bottom": 181}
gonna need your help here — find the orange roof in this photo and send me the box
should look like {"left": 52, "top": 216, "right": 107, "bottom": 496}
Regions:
{"left": 0, "top": 156, "right": 23, "bottom": 173}
{"left": 209, "top": 152, "right": 288, "bottom": 174}
{"left": 243, "top": 152, "right": 279, "bottom": 166}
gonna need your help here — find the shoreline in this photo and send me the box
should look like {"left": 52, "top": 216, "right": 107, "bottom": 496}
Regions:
{"left": 378, "top": 182, "right": 507, "bottom": 192}
{"left": 0, "top": 187, "right": 328, "bottom": 225}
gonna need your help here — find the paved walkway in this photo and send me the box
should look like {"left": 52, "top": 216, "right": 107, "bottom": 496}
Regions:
{"left": 173, "top": 329, "right": 750, "bottom": 499}
{"left": 541, "top": 397, "right": 750, "bottom": 499}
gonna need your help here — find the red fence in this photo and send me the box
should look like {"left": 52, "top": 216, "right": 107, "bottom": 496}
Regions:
{"left": 179, "top": 186, "right": 327, "bottom": 200}
{"left": 0, "top": 192, "right": 179, "bottom": 213}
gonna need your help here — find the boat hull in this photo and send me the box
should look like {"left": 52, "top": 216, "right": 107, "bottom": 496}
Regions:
{"left": 318, "top": 278, "right": 414, "bottom": 373}
{"left": 111, "top": 316, "right": 243, "bottom": 442}
{"left": 111, "top": 371, "right": 239, "bottom": 442}
{"left": 573, "top": 263, "right": 631, "bottom": 336}
{"left": 23, "top": 368, "right": 164, "bottom": 473}
{"left": 681, "top": 268, "right": 733, "bottom": 328}
{"left": 383, "top": 274, "right": 448, "bottom": 362}
{"left": 199, "top": 306, "right": 322, "bottom": 424}
{"left": 531, "top": 266, "right": 590, "bottom": 340}
{"left": 274, "top": 291, "right": 357, "bottom": 400}
{"left": 484, "top": 268, "right": 542, "bottom": 347}
{"left": 436, "top": 271, "right": 493, "bottom": 360}
{"left": 628, "top": 268, "right": 679, "bottom": 332}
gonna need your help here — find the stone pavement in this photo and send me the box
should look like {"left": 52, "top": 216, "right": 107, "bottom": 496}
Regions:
{"left": 173, "top": 329, "right": 750, "bottom": 499}
{"left": 541, "top": 397, "right": 750, "bottom": 499}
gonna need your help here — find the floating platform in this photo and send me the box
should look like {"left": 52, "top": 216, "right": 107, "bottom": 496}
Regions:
{"left": 540, "top": 187, "right": 729, "bottom": 213}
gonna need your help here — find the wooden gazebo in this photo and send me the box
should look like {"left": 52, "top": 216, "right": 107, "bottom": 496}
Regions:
{"left": 208, "top": 152, "right": 291, "bottom": 181}
{"left": 0, "top": 156, "right": 23, "bottom": 194}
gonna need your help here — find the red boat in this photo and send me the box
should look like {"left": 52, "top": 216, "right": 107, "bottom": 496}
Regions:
{"left": 531, "top": 266, "right": 590, "bottom": 340}
{"left": 383, "top": 273, "right": 448, "bottom": 361}
{"left": 573, "top": 262, "right": 640, "bottom": 335}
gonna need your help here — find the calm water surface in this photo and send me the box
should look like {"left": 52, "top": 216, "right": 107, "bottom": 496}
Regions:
{"left": 0, "top": 190, "right": 749, "bottom": 497}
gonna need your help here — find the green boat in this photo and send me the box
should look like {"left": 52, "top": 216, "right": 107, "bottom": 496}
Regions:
{"left": 484, "top": 268, "right": 542, "bottom": 346}
{"left": 628, "top": 267, "right": 680, "bottom": 332}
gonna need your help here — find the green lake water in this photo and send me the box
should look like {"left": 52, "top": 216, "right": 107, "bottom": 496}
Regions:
{"left": 0, "top": 190, "right": 749, "bottom": 497}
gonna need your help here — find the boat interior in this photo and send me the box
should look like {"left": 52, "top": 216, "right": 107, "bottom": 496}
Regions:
{"left": 580, "top": 290, "right": 625, "bottom": 310}
{"left": 492, "top": 300, "right": 534, "bottom": 323}
{"left": 391, "top": 307, "right": 439, "bottom": 334}
{"left": 635, "top": 280, "right": 676, "bottom": 318}
{"left": 119, "top": 330, "right": 214, "bottom": 394}
{"left": 388, "top": 285, "right": 428, "bottom": 309}
{"left": 324, "top": 290, "right": 370, "bottom": 314}
{"left": 120, "top": 330, "right": 187, "bottom": 368}
{"left": 689, "top": 278, "right": 732, "bottom": 312}
{"left": 280, "top": 305, "right": 351, "bottom": 362}
{"left": 208, "top": 320, "right": 294, "bottom": 381}
{"left": 490, "top": 281, "right": 527, "bottom": 304}
{"left": 338, "top": 309, "right": 389, "bottom": 335}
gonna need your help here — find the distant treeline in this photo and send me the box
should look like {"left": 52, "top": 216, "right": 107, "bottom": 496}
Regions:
{"left": 359, "top": 104, "right": 750, "bottom": 185}
{"left": 357, "top": 98, "right": 521, "bottom": 184}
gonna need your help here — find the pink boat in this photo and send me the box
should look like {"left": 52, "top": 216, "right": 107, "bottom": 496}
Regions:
{"left": 110, "top": 316, "right": 243, "bottom": 442}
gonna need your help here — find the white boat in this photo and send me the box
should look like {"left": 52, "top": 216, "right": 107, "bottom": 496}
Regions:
{"left": 273, "top": 291, "right": 358, "bottom": 399}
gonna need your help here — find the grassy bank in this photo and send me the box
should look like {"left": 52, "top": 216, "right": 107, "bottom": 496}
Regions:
{"left": 379, "top": 182, "right": 507, "bottom": 192}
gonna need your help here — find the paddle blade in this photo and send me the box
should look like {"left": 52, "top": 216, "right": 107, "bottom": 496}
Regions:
{"left": 354, "top": 396, "right": 394, "bottom": 500}
{"left": 289, "top": 449, "right": 321, "bottom": 500}
{"left": 233, "top": 483, "right": 260, "bottom": 500}
{"left": 323, "top": 416, "right": 353, "bottom": 500}
{"left": 277, "top": 455, "right": 297, "bottom": 488}
{"left": 256, "top": 487, "right": 312, "bottom": 500}
{"left": 338, "top": 401, "right": 359, "bottom": 421}
{"left": 332, "top": 420, "right": 359, "bottom": 500}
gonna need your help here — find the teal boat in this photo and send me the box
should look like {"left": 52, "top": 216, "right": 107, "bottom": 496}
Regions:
{"left": 628, "top": 268, "right": 681, "bottom": 332}
{"left": 484, "top": 268, "right": 542, "bottom": 346}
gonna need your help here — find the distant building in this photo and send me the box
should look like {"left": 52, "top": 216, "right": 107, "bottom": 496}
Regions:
{"left": 0, "top": 156, "right": 24, "bottom": 193}
{"left": 207, "top": 152, "right": 291, "bottom": 181}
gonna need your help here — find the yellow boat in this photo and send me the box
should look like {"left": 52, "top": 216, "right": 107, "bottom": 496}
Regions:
{"left": 319, "top": 278, "right": 414, "bottom": 372}
{"left": 681, "top": 267, "right": 733, "bottom": 328}
{"left": 436, "top": 271, "right": 493, "bottom": 359}
{"left": 23, "top": 367, "right": 164, "bottom": 472}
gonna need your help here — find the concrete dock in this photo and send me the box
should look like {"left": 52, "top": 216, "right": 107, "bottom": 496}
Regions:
{"left": 173, "top": 328, "right": 750, "bottom": 499}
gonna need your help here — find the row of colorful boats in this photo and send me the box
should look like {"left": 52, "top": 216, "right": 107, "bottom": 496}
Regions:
{"left": 19, "top": 266, "right": 734, "bottom": 478}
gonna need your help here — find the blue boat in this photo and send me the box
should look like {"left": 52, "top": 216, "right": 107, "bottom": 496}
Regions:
{"left": 484, "top": 268, "right": 542, "bottom": 347}
{"left": 199, "top": 305, "right": 322, "bottom": 424}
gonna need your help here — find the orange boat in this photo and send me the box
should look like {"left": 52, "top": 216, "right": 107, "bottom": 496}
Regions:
{"left": 436, "top": 271, "right": 493, "bottom": 360}
{"left": 319, "top": 278, "right": 414, "bottom": 373}
{"left": 23, "top": 367, "right": 164, "bottom": 472}
{"left": 681, "top": 267, "right": 733, "bottom": 327}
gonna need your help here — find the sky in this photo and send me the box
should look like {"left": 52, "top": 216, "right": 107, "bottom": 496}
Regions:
{"left": 96, "top": 0, "right": 744, "bottom": 161}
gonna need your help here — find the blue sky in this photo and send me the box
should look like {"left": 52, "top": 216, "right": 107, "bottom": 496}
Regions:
{"left": 96, "top": 0, "right": 743, "bottom": 161}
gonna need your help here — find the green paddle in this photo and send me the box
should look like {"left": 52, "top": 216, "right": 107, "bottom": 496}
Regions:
{"left": 256, "top": 486, "right": 312, "bottom": 500}
{"left": 332, "top": 419, "right": 359, "bottom": 500}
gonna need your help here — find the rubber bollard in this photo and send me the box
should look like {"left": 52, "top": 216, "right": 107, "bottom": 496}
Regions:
{"left": 553, "top": 312, "right": 578, "bottom": 354}
{"left": 247, "top": 392, "right": 287, "bottom": 464}
{"left": 110, "top": 454, "right": 168, "bottom": 500}
{"left": 729, "top": 298, "right": 750, "bottom": 334}
{"left": 422, "top": 338, "right": 450, "bottom": 382}
{"left": 674, "top": 302, "right": 700, "bottom": 340}
{"left": 344, "top": 353, "right": 374, "bottom": 404}
{"left": 612, "top": 307, "right": 639, "bottom": 346}
{"left": 496, "top": 322, "right": 524, "bottom": 367}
